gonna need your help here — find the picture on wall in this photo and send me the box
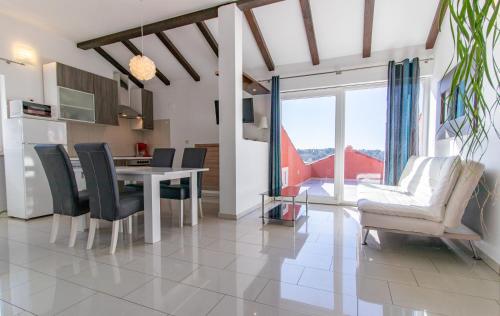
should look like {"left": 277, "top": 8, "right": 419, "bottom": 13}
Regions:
{"left": 437, "top": 66, "right": 473, "bottom": 140}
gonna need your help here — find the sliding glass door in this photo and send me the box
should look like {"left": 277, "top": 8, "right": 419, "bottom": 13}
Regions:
{"left": 343, "top": 86, "right": 388, "bottom": 203}
{"left": 281, "top": 95, "right": 338, "bottom": 203}
{"left": 280, "top": 81, "right": 428, "bottom": 205}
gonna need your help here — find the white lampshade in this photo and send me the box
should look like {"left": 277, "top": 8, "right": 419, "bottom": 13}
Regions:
{"left": 129, "top": 55, "right": 156, "bottom": 81}
{"left": 258, "top": 116, "right": 268, "bottom": 129}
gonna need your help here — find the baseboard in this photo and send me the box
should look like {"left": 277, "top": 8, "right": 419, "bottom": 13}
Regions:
{"left": 477, "top": 247, "right": 500, "bottom": 274}
{"left": 218, "top": 200, "right": 265, "bottom": 220}
{"left": 451, "top": 239, "right": 500, "bottom": 274}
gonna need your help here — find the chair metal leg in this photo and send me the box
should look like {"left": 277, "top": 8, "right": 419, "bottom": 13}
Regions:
{"left": 179, "top": 200, "right": 184, "bottom": 227}
{"left": 198, "top": 198, "right": 203, "bottom": 218}
{"left": 362, "top": 229, "right": 370, "bottom": 245}
{"left": 87, "top": 218, "right": 98, "bottom": 250}
{"left": 49, "top": 214, "right": 60, "bottom": 243}
{"left": 110, "top": 220, "right": 120, "bottom": 254}
{"left": 469, "top": 240, "right": 481, "bottom": 260}
{"left": 68, "top": 217, "right": 79, "bottom": 247}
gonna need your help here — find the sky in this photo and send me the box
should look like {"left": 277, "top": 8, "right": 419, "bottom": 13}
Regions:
{"left": 282, "top": 87, "right": 387, "bottom": 150}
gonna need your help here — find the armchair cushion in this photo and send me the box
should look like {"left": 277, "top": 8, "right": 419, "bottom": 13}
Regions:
{"left": 358, "top": 155, "right": 462, "bottom": 223}
{"left": 357, "top": 183, "right": 441, "bottom": 222}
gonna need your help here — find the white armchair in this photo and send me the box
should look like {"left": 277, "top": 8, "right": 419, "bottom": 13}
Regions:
{"left": 357, "top": 156, "right": 484, "bottom": 259}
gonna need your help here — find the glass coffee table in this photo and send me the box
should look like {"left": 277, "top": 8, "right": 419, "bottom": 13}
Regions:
{"left": 260, "top": 186, "right": 309, "bottom": 227}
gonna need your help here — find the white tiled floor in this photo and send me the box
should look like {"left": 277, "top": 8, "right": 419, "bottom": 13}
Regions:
{"left": 0, "top": 203, "right": 498, "bottom": 316}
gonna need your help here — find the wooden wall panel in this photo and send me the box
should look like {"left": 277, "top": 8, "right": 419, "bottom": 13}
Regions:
{"left": 195, "top": 143, "right": 219, "bottom": 191}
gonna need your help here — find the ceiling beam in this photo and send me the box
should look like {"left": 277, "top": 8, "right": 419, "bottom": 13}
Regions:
{"left": 94, "top": 47, "right": 144, "bottom": 88}
{"left": 121, "top": 39, "right": 171, "bottom": 86}
{"left": 78, "top": 7, "right": 218, "bottom": 50}
{"left": 426, "top": 0, "right": 447, "bottom": 49}
{"left": 363, "top": 0, "right": 375, "bottom": 58}
{"left": 299, "top": 0, "right": 319, "bottom": 65}
{"left": 155, "top": 32, "right": 201, "bottom": 81}
{"left": 236, "top": 0, "right": 284, "bottom": 11}
{"left": 77, "top": 0, "right": 285, "bottom": 50}
{"left": 242, "top": 72, "right": 270, "bottom": 95}
{"left": 196, "top": 21, "right": 219, "bottom": 57}
{"left": 197, "top": 21, "right": 269, "bottom": 95}
{"left": 244, "top": 9, "right": 275, "bottom": 71}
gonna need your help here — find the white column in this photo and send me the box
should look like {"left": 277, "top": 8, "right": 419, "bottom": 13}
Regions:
{"left": 218, "top": 3, "right": 243, "bottom": 217}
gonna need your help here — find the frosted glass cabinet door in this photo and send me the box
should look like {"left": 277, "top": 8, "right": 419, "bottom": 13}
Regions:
{"left": 58, "top": 86, "right": 95, "bottom": 122}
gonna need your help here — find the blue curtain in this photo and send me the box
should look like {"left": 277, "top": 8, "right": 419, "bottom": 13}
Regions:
{"left": 385, "top": 58, "right": 420, "bottom": 185}
{"left": 268, "top": 76, "right": 282, "bottom": 196}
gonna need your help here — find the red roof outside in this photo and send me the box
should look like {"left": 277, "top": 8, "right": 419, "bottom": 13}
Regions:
{"left": 281, "top": 127, "right": 384, "bottom": 187}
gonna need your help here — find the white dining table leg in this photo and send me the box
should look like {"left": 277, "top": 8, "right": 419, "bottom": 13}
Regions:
{"left": 144, "top": 174, "right": 161, "bottom": 243}
{"left": 190, "top": 172, "right": 198, "bottom": 226}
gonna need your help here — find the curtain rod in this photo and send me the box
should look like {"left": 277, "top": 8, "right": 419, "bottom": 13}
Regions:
{"left": 258, "top": 57, "right": 433, "bottom": 83}
{"left": 279, "top": 74, "right": 432, "bottom": 94}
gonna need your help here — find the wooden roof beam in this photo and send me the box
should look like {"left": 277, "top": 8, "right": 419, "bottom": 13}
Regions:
{"left": 196, "top": 21, "right": 219, "bottom": 57}
{"left": 299, "top": 0, "right": 320, "bottom": 65}
{"left": 94, "top": 47, "right": 144, "bottom": 88}
{"left": 244, "top": 9, "right": 275, "bottom": 71}
{"left": 155, "top": 32, "right": 200, "bottom": 81}
{"left": 426, "top": 0, "right": 447, "bottom": 49}
{"left": 362, "top": 0, "right": 375, "bottom": 58}
{"left": 77, "top": 0, "right": 285, "bottom": 50}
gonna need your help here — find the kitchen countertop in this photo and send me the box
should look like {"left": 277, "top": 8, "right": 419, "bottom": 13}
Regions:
{"left": 70, "top": 156, "right": 152, "bottom": 161}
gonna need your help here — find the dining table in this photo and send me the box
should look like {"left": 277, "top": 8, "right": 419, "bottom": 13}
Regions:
{"left": 75, "top": 166, "right": 208, "bottom": 244}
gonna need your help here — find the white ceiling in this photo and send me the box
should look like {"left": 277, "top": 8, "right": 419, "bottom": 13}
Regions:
{"left": 0, "top": 0, "right": 439, "bottom": 83}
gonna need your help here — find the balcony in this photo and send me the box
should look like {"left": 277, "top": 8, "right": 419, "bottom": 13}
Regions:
{"left": 281, "top": 127, "right": 384, "bottom": 201}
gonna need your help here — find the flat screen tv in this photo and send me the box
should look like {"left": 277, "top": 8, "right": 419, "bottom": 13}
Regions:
{"left": 214, "top": 98, "right": 254, "bottom": 125}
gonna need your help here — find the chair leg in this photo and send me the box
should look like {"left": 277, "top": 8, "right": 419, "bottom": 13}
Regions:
{"left": 110, "top": 220, "right": 120, "bottom": 254}
{"left": 198, "top": 198, "right": 203, "bottom": 218}
{"left": 68, "top": 217, "right": 79, "bottom": 247}
{"left": 362, "top": 228, "right": 370, "bottom": 245}
{"left": 469, "top": 240, "right": 481, "bottom": 260}
{"left": 49, "top": 214, "right": 60, "bottom": 243}
{"left": 87, "top": 218, "right": 98, "bottom": 250}
{"left": 125, "top": 217, "right": 133, "bottom": 234}
{"left": 179, "top": 200, "right": 184, "bottom": 228}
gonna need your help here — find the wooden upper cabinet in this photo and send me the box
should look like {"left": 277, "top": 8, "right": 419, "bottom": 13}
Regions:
{"left": 56, "top": 63, "right": 94, "bottom": 93}
{"left": 93, "top": 75, "right": 118, "bottom": 126}
{"left": 142, "top": 89, "right": 154, "bottom": 130}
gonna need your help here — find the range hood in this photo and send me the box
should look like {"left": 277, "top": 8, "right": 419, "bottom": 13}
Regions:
{"left": 114, "top": 72, "right": 141, "bottom": 119}
{"left": 118, "top": 104, "right": 141, "bottom": 118}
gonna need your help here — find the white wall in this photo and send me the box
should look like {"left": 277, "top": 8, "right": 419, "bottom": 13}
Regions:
{"left": 0, "top": 12, "right": 119, "bottom": 211}
{"left": 151, "top": 78, "right": 219, "bottom": 167}
{"left": 0, "top": 13, "right": 116, "bottom": 103}
{"left": 432, "top": 10, "right": 500, "bottom": 269}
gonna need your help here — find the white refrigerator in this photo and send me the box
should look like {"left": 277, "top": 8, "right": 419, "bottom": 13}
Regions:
{"left": 1, "top": 89, "right": 67, "bottom": 219}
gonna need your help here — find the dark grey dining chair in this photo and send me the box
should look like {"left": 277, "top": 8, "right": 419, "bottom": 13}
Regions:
{"left": 75, "top": 143, "right": 144, "bottom": 254}
{"left": 160, "top": 147, "right": 207, "bottom": 227}
{"left": 125, "top": 148, "right": 176, "bottom": 191}
{"left": 34, "top": 144, "right": 89, "bottom": 247}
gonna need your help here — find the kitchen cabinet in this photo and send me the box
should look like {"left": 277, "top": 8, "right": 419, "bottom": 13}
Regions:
{"left": 44, "top": 62, "right": 119, "bottom": 125}
{"left": 56, "top": 63, "right": 94, "bottom": 93}
{"left": 142, "top": 89, "right": 153, "bottom": 130}
{"left": 131, "top": 88, "right": 154, "bottom": 130}
{"left": 94, "top": 75, "right": 118, "bottom": 125}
